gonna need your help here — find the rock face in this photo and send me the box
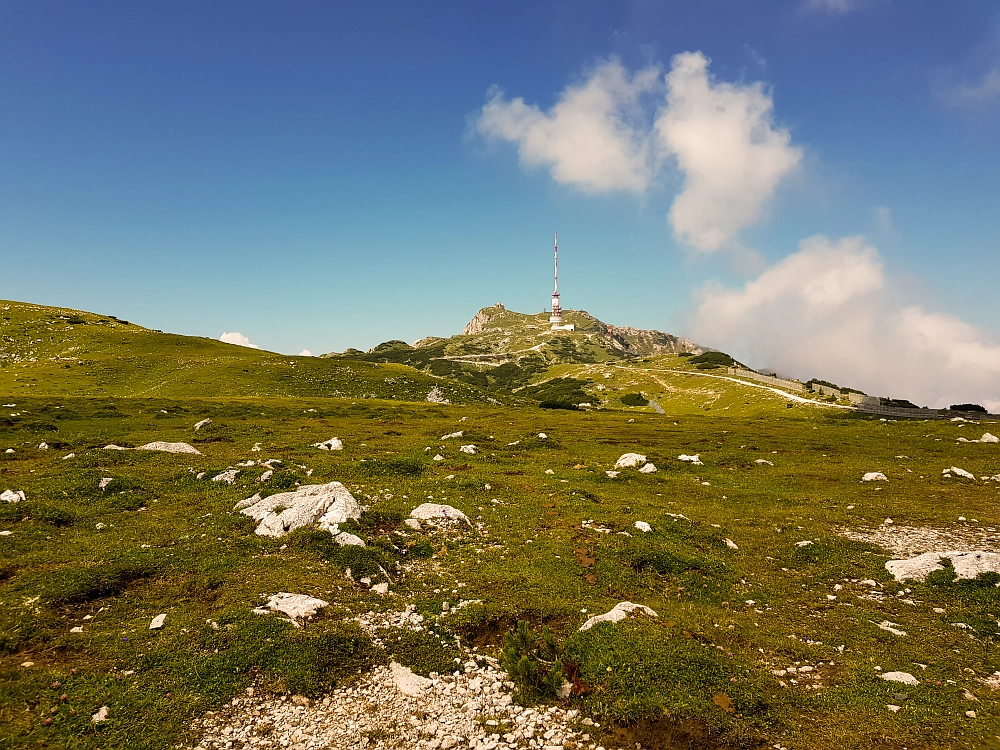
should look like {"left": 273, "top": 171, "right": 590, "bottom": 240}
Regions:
{"left": 614, "top": 453, "right": 647, "bottom": 469}
{"left": 235, "top": 482, "right": 363, "bottom": 538}
{"left": 409, "top": 503, "right": 470, "bottom": 525}
{"left": 886, "top": 550, "right": 1000, "bottom": 582}
{"left": 138, "top": 441, "right": 202, "bottom": 455}
{"left": 578, "top": 601, "right": 658, "bottom": 631}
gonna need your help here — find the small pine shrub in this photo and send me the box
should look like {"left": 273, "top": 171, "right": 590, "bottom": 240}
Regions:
{"left": 501, "top": 620, "right": 566, "bottom": 699}
{"left": 620, "top": 392, "right": 648, "bottom": 407}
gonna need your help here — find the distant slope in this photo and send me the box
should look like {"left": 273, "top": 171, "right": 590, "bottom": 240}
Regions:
{"left": 329, "top": 304, "right": 703, "bottom": 394}
{"left": 0, "top": 300, "right": 496, "bottom": 404}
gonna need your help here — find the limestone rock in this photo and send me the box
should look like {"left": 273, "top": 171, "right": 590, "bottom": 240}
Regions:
{"left": 149, "top": 613, "right": 167, "bottom": 630}
{"left": 638, "top": 463, "right": 657, "bottom": 473}
{"left": 410, "top": 503, "right": 470, "bottom": 525}
{"left": 257, "top": 592, "right": 329, "bottom": 622}
{"left": 880, "top": 671, "right": 919, "bottom": 686}
{"left": 634, "top": 521, "right": 651, "bottom": 533}
{"left": 863, "top": 472, "right": 888, "bottom": 482}
{"left": 390, "top": 661, "right": 431, "bottom": 697}
{"left": 235, "top": 481, "right": 362, "bottom": 538}
{"left": 981, "top": 433, "right": 999, "bottom": 443}
{"left": 194, "top": 418, "right": 211, "bottom": 431}
{"left": 99, "top": 477, "right": 113, "bottom": 491}
{"left": 614, "top": 453, "right": 646, "bottom": 469}
{"left": 138, "top": 441, "right": 202, "bottom": 455}
{"left": 886, "top": 550, "right": 1000, "bottom": 582}
{"left": 1, "top": 489, "right": 25, "bottom": 503}
{"left": 212, "top": 469, "right": 239, "bottom": 485}
{"left": 459, "top": 444, "right": 477, "bottom": 454}
{"left": 678, "top": 454, "right": 703, "bottom": 465}
{"left": 315, "top": 437, "right": 344, "bottom": 451}
{"left": 92, "top": 706, "right": 109, "bottom": 723}
{"left": 579, "top": 601, "right": 658, "bottom": 631}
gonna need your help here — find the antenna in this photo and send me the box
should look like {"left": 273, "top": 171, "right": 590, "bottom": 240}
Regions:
{"left": 549, "top": 232, "right": 563, "bottom": 327}
{"left": 554, "top": 232, "right": 558, "bottom": 295}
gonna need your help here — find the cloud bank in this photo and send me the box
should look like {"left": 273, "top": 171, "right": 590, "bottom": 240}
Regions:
{"left": 691, "top": 235, "right": 1000, "bottom": 411}
{"left": 474, "top": 53, "right": 801, "bottom": 252}
{"left": 219, "top": 331, "right": 259, "bottom": 349}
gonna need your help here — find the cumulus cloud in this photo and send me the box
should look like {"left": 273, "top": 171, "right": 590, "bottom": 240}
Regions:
{"left": 298, "top": 349, "right": 313, "bottom": 357}
{"left": 691, "top": 235, "right": 1000, "bottom": 411}
{"left": 475, "top": 60, "right": 661, "bottom": 194}
{"left": 800, "top": 0, "right": 860, "bottom": 13}
{"left": 656, "top": 52, "right": 802, "bottom": 252}
{"left": 474, "top": 53, "right": 800, "bottom": 252}
{"left": 219, "top": 331, "right": 259, "bottom": 349}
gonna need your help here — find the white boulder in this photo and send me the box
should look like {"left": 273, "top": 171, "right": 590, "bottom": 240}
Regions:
{"left": 981, "top": 433, "right": 999, "bottom": 443}
{"left": 614, "top": 453, "right": 647, "bottom": 469}
{"left": 38, "top": 442, "right": 49, "bottom": 451}
{"left": 634, "top": 521, "right": 651, "bottom": 533}
{"left": 333, "top": 531, "right": 365, "bottom": 547}
{"left": 409, "top": 503, "right": 470, "bottom": 525}
{"left": 949, "top": 466, "right": 976, "bottom": 480}
{"left": 755, "top": 459, "right": 774, "bottom": 466}
{"left": 212, "top": 469, "right": 239, "bottom": 485}
{"left": 259, "top": 470, "right": 273, "bottom": 482}
{"left": 440, "top": 431, "right": 463, "bottom": 440}
{"left": 315, "top": 437, "right": 344, "bottom": 451}
{"left": 235, "top": 481, "right": 362, "bottom": 538}
{"left": 1, "top": 489, "right": 25, "bottom": 503}
{"left": 678, "top": 454, "right": 703, "bottom": 465}
{"left": 638, "top": 463, "right": 657, "bottom": 474}
{"left": 194, "top": 418, "right": 211, "bottom": 431}
{"left": 255, "top": 592, "right": 329, "bottom": 623}
{"left": 459, "top": 444, "right": 476, "bottom": 455}
{"left": 880, "top": 671, "right": 919, "bottom": 686}
{"left": 138, "top": 442, "right": 202, "bottom": 455}
{"left": 579, "top": 601, "right": 658, "bottom": 631}
{"left": 863, "top": 472, "right": 888, "bottom": 482}
{"left": 149, "top": 613, "right": 167, "bottom": 630}
{"left": 605, "top": 470, "right": 620, "bottom": 478}
{"left": 92, "top": 706, "right": 109, "bottom": 723}
{"left": 886, "top": 550, "right": 1000, "bottom": 582}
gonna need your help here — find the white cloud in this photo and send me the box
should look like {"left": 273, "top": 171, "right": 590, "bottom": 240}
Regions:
{"left": 941, "top": 69, "right": 1000, "bottom": 106}
{"left": 298, "top": 349, "right": 313, "bottom": 357}
{"left": 474, "top": 59, "right": 661, "bottom": 194}
{"left": 656, "top": 52, "right": 802, "bottom": 252}
{"left": 219, "top": 331, "right": 259, "bottom": 349}
{"left": 474, "top": 53, "right": 801, "bottom": 252}
{"left": 691, "top": 235, "right": 1000, "bottom": 410}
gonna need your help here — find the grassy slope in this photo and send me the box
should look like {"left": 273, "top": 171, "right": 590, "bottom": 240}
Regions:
{"left": 1, "top": 302, "right": 1000, "bottom": 749}
{"left": 0, "top": 300, "right": 491, "bottom": 404}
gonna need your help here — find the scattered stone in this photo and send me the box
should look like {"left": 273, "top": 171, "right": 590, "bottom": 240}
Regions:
{"left": 966, "top": 710, "right": 977, "bottom": 718}
{"left": 371, "top": 582, "right": 390, "bottom": 595}
{"left": 333, "top": 531, "right": 365, "bottom": 547}
{"left": 259, "top": 469, "right": 273, "bottom": 482}
{"left": 881, "top": 671, "right": 919, "bottom": 686}
{"left": 0, "top": 530, "right": 11, "bottom": 536}
{"left": 639, "top": 463, "right": 657, "bottom": 473}
{"left": 20, "top": 661, "right": 34, "bottom": 668}
{"left": 194, "top": 418, "right": 211, "bottom": 431}
{"left": 99, "top": 477, "right": 113, "bottom": 491}
{"left": 92, "top": 706, "right": 109, "bottom": 723}
{"left": 605, "top": 470, "right": 620, "bottom": 478}
{"left": 1, "top": 489, "right": 25, "bottom": 503}
{"left": 876, "top": 621, "right": 907, "bottom": 637}
{"left": 95, "top": 522, "right": 106, "bottom": 530}
{"left": 38, "top": 442, "right": 49, "bottom": 450}
{"left": 537, "top": 432, "right": 547, "bottom": 439}
{"left": 755, "top": 459, "right": 774, "bottom": 466}
{"left": 795, "top": 540, "right": 813, "bottom": 548}
{"left": 390, "top": 661, "right": 431, "bottom": 697}
{"left": 4, "top": 449, "right": 12, "bottom": 454}
{"left": 149, "top": 613, "right": 167, "bottom": 630}
{"left": 62, "top": 452, "right": 75, "bottom": 460}
{"left": 70, "top": 626, "right": 83, "bottom": 633}
{"left": 544, "top": 469, "right": 554, "bottom": 474}
{"left": 403, "top": 518, "right": 421, "bottom": 530}
{"left": 887, "top": 704, "right": 901, "bottom": 713}
{"left": 103, "top": 444, "right": 127, "bottom": 450}
{"left": 314, "top": 437, "right": 344, "bottom": 450}
{"left": 947, "top": 466, "right": 976, "bottom": 480}
{"left": 235, "top": 482, "right": 362, "bottom": 538}
{"left": 886, "top": 550, "right": 1000, "bottom": 582}
{"left": 433, "top": 454, "right": 444, "bottom": 461}
{"left": 678, "top": 453, "right": 703, "bottom": 465}
{"left": 981, "top": 433, "right": 999, "bottom": 443}
{"left": 459, "top": 444, "right": 476, "bottom": 454}
{"left": 440, "top": 431, "right": 463, "bottom": 440}
{"left": 863, "top": 472, "right": 888, "bottom": 481}
{"left": 634, "top": 521, "right": 651, "bottom": 533}
{"left": 725, "top": 538, "right": 739, "bottom": 550}
{"left": 212, "top": 469, "right": 239, "bottom": 485}
{"left": 426, "top": 386, "right": 450, "bottom": 404}
{"left": 579, "top": 601, "right": 658, "bottom": 631}
{"left": 138, "top": 441, "right": 202, "bottom": 455}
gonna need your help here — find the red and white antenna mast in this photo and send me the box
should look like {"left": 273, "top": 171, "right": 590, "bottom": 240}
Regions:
{"left": 549, "top": 232, "right": 563, "bottom": 326}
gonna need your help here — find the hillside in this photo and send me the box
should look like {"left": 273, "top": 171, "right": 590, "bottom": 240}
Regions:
{"left": 0, "top": 300, "right": 492, "bottom": 405}
{"left": 330, "top": 304, "right": 704, "bottom": 394}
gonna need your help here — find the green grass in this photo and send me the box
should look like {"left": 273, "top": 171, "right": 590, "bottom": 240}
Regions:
{"left": 3, "top": 300, "right": 1000, "bottom": 749}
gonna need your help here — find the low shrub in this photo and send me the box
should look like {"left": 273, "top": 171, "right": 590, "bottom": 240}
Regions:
{"left": 620, "top": 392, "right": 648, "bottom": 407}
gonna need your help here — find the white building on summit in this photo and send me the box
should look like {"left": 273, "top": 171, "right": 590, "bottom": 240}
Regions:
{"left": 549, "top": 233, "right": 575, "bottom": 331}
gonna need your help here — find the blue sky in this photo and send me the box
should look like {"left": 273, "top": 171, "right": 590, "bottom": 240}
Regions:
{"left": 2, "top": 1, "right": 999, "bottom": 406}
